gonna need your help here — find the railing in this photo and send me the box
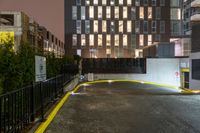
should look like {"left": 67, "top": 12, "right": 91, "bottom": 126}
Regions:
{"left": 0, "top": 74, "right": 75, "bottom": 133}
{"left": 82, "top": 58, "right": 146, "bottom": 74}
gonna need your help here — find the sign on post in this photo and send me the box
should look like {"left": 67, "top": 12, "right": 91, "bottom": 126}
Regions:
{"left": 35, "top": 56, "right": 46, "bottom": 82}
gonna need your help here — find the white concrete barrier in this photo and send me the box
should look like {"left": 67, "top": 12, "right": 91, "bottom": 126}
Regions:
{"left": 85, "top": 58, "right": 183, "bottom": 88}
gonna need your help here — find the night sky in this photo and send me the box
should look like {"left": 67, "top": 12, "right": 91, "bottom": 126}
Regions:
{"left": 0, "top": 0, "right": 64, "bottom": 42}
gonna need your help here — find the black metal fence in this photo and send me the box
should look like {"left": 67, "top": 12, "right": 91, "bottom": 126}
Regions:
{"left": 0, "top": 74, "right": 75, "bottom": 133}
{"left": 82, "top": 58, "right": 146, "bottom": 74}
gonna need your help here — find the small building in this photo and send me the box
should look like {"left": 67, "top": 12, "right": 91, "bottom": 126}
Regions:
{"left": 0, "top": 11, "right": 65, "bottom": 57}
{"left": 143, "top": 42, "right": 175, "bottom": 58}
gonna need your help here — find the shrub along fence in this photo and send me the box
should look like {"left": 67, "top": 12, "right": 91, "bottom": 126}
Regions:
{"left": 0, "top": 74, "right": 75, "bottom": 133}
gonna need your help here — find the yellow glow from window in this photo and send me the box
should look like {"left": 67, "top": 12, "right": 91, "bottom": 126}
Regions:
{"left": 0, "top": 31, "right": 15, "bottom": 44}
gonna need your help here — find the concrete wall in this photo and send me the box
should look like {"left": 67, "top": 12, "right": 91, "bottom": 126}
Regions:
{"left": 86, "top": 58, "right": 183, "bottom": 88}
{"left": 64, "top": 76, "right": 79, "bottom": 92}
{"left": 190, "top": 52, "right": 200, "bottom": 90}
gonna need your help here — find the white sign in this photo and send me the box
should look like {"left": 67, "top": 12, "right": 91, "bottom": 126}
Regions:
{"left": 35, "top": 56, "right": 46, "bottom": 82}
{"left": 88, "top": 73, "right": 94, "bottom": 81}
{"left": 77, "top": 49, "right": 81, "bottom": 56}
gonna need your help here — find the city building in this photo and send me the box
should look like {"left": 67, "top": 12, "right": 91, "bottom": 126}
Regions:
{"left": 174, "top": 0, "right": 200, "bottom": 57}
{"left": 189, "top": 0, "right": 200, "bottom": 90}
{"left": 0, "top": 11, "right": 65, "bottom": 57}
{"left": 65, "top": 0, "right": 175, "bottom": 58}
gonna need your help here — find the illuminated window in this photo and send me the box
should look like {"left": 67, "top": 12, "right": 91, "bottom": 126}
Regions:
{"left": 135, "top": 21, "right": 140, "bottom": 33}
{"left": 148, "top": 7, "right": 152, "bottom": 19}
{"left": 89, "top": 6, "right": 94, "bottom": 19}
{"left": 148, "top": 35, "right": 152, "bottom": 45}
{"left": 111, "top": 0, "right": 115, "bottom": 5}
{"left": 76, "top": 20, "right": 81, "bottom": 34}
{"left": 143, "top": 21, "right": 148, "bottom": 33}
{"left": 72, "top": 6, "right": 77, "bottom": 20}
{"left": 106, "top": 49, "right": 111, "bottom": 55}
{"left": 115, "top": 35, "right": 119, "bottom": 46}
{"left": 160, "top": 21, "right": 165, "bottom": 33}
{"left": 123, "top": 35, "right": 127, "bottom": 47}
{"left": 98, "top": 6, "right": 102, "bottom": 18}
{"left": 152, "top": 0, "right": 156, "bottom": 6}
{"left": 123, "top": 7, "right": 127, "bottom": 19}
{"left": 119, "top": 0, "right": 123, "bottom": 5}
{"left": 98, "top": 35, "right": 102, "bottom": 46}
{"left": 131, "top": 7, "right": 136, "bottom": 20}
{"left": 106, "top": 35, "right": 111, "bottom": 46}
{"left": 72, "top": 34, "right": 77, "bottom": 46}
{"left": 171, "top": 8, "right": 181, "bottom": 20}
{"left": 90, "top": 35, "right": 94, "bottom": 46}
{"left": 135, "top": 0, "right": 140, "bottom": 6}
{"left": 139, "top": 35, "right": 144, "bottom": 46}
{"left": 85, "top": 20, "right": 90, "bottom": 33}
{"left": 140, "top": 7, "right": 144, "bottom": 19}
{"left": 81, "top": 34, "right": 86, "bottom": 46}
{"left": 85, "top": 0, "right": 90, "bottom": 5}
{"left": 115, "top": 7, "right": 119, "bottom": 19}
{"left": 76, "top": 0, "right": 81, "bottom": 5}
{"left": 81, "top": 7, "right": 85, "bottom": 20}
{"left": 111, "top": 21, "right": 115, "bottom": 33}
{"left": 152, "top": 21, "right": 156, "bottom": 33}
{"left": 127, "top": 0, "right": 132, "bottom": 5}
{"left": 102, "top": 0, "right": 106, "bottom": 5}
{"left": 94, "top": 0, "right": 98, "bottom": 5}
{"left": 127, "top": 21, "right": 132, "bottom": 32}
{"left": 156, "top": 7, "right": 161, "bottom": 19}
{"left": 106, "top": 7, "right": 111, "bottom": 19}
{"left": 119, "top": 21, "right": 123, "bottom": 33}
{"left": 102, "top": 21, "right": 107, "bottom": 32}
{"left": 94, "top": 21, "right": 98, "bottom": 33}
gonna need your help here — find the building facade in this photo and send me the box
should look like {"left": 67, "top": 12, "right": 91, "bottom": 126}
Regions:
{"left": 0, "top": 11, "right": 65, "bottom": 57}
{"left": 65, "top": 0, "right": 175, "bottom": 58}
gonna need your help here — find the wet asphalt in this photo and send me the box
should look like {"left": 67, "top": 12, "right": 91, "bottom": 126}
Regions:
{"left": 45, "top": 81, "right": 200, "bottom": 133}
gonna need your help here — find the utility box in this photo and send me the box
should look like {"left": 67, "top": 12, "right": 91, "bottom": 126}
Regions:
{"left": 143, "top": 42, "right": 175, "bottom": 58}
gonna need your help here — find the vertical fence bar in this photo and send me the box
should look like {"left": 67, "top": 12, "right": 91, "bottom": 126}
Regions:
{"left": 40, "top": 82, "right": 44, "bottom": 121}
{"left": 55, "top": 76, "right": 58, "bottom": 99}
{"left": 0, "top": 97, "right": 1, "bottom": 133}
{"left": 30, "top": 83, "right": 35, "bottom": 122}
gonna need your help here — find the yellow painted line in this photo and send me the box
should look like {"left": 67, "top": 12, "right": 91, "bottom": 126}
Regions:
{"left": 85, "top": 79, "right": 178, "bottom": 89}
{"left": 182, "top": 88, "right": 200, "bottom": 94}
{"left": 181, "top": 68, "right": 190, "bottom": 72}
{"left": 35, "top": 84, "right": 82, "bottom": 133}
{"left": 35, "top": 79, "right": 181, "bottom": 132}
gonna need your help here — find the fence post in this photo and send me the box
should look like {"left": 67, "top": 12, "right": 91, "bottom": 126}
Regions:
{"left": 40, "top": 82, "right": 44, "bottom": 121}
{"left": 0, "top": 98, "right": 1, "bottom": 132}
{"left": 30, "top": 82, "right": 35, "bottom": 122}
{"left": 55, "top": 76, "right": 58, "bottom": 99}
{"left": 62, "top": 75, "right": 64, "bottom": 94}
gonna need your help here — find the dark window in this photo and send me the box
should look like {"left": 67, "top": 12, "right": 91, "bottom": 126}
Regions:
{"left": 144, "top": 0, "right": 148, "bottom": 6}
{"left": 47, "top": 31, "right": 49, "bottom": 39}
{"left": 143, "top": 21, "right": 148, "bottom": 33}
{"left": 192, "top": 24, "right": 200, "bottom": 52}
{"left": 192, "top": 59, "right": 200, "bottom": 80}
{"left": 0, "top": 14, "right": 14, "bottom": 26}
{"left": 52, "top": 35, "right": 54, "bottom": 42}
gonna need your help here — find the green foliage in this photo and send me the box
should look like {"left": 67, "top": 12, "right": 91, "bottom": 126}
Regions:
{"left": 0, "top": 42, "right": 75, "bottom": 95}
{"left": 0, "top": 44, "right": 19, "bottom": 93}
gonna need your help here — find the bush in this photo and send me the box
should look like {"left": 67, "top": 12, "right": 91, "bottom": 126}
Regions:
{"left": 0, "top": 42, "right": 76, "bottom": 94}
